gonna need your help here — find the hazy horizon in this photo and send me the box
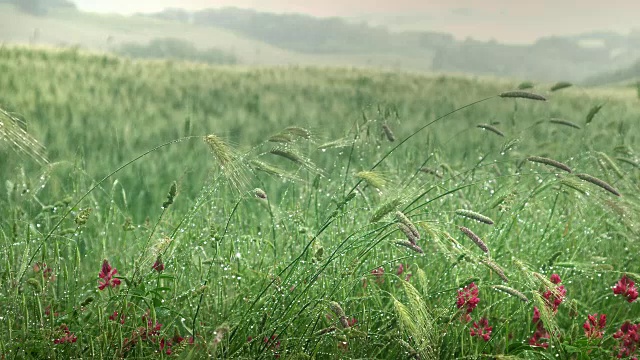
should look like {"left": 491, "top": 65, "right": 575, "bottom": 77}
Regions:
{"left": 71, "top": 0, "right": 640, "bottom": 43}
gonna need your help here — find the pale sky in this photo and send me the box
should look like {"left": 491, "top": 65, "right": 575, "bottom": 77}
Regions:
{"left": 71, "top": 1, "right": 640, "bottom": 43}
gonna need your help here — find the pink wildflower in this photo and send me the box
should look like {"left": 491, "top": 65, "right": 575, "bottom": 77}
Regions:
{"left": 372, "top": 267, "right": 384, "bottom": 284}
{"left": 53, "top": 325, "right": 78, "bottom": 344}
{"left": 109, "top": 311, "right": 126, "bottom": 324}
{"left": 529, "top": 307, "right": 550, "bottom": 349}
{"left": 456, "top": 282, "right": 479, "bottom": 322}
{"left": 470, "top": 317, "right": 492, "bottom": 341}
{"left": 613, "top": 321, "right": 640, "bottom": 359}
{"left": 613, "top": 275, "right": 639, "bottom": 303}
{"left": 152, "top": 256, "right": 165, "bottom": 273}
{"left": 98, "top": 259, "right": 121, "bottom": 290}
{"left": 347, "top": 317, "right": 358, "bottom": 327}
{"left": 541, "top": 274, "right": 566, "bottom": 313}
{"left": 583, "top": 313, "right": 606, "bottom": 340}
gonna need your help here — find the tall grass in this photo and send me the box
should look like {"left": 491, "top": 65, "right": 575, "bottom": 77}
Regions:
{"left": 1, "top": 46, "right": 639, "bottom": 359}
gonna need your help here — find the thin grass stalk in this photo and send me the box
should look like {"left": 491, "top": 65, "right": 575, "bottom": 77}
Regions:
{"left": 21, "top": 136, "right": 202, "bottom": 282}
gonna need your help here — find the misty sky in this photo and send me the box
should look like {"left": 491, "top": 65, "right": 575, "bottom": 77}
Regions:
{"left": 71, "top": 0, "right": 640, "bottom": 43}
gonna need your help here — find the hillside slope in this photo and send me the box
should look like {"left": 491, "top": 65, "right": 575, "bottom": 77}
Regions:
{"left": 0, "top": 4, "right": 435, "bottom": 71}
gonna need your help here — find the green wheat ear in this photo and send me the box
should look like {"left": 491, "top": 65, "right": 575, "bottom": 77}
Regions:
{"left": 204, "top": 134, "right": 249, "bottom": 191}
{"left": 356, "top": 170, "right": 387, "bottom": 189}
{"left": 0, "top": 107, "right": 48, "bottom": 164}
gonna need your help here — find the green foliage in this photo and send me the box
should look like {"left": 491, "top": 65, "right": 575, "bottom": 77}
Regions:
{"left": 1, "top": 46, "right": 640, "bottom": 359}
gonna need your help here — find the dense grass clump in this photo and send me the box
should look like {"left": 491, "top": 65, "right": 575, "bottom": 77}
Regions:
{"left": 1, "top": 46, "right": 639, "bottom": 359}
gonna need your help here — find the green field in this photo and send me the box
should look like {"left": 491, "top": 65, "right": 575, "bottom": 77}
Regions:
{"left": 1, "top": 46, "right": 639, "bottom": 359}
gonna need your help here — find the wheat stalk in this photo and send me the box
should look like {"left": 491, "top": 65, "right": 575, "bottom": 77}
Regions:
{"left": 0, "top": 107, "right": 48, "bottom": 164}
{"left": 356, "top": 171, "right": 386, "bottom": 189}
{"left": 204, "top": 134, "right": 249, "bottom": 191}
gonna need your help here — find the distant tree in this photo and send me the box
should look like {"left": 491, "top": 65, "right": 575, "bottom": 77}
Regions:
{"left": 11, "top": 0, "right": 75, "bottom": 15}
{"left": 15, "top": 0, "right": 47, "bottom": 15}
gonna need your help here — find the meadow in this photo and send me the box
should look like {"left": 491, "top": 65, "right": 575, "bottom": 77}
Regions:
{"left": 1, "top": 46, "right": 639, "bottom": 359}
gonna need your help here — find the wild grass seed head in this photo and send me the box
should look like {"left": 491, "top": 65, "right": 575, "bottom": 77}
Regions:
{"left": 382, "top": 123, "right": 396, "bottom": 142}
{"left": 476, "top": 124, "right": 505, "bottom": 137}
{"left": 481, "top": 258, "right": 509, "bottom": 283}
{"left": 575, "top": 173, "right": 621, "bottom": 196}
{"left": 585, "top": 104, "right": 604, "bottom": 124}
{"left": 527, "top": 156, "right": 572, "bottom": 173}
{"left": 549, "top": 118, "right": 581, "bottom": 129}
{"left": 550, "top": 81, "right": 572, "bottom": 92}
{"left": 396, "top": 211, "right": 420, "bottom": 242}
{"left": 491, "top": 285, "right": 529, "bottom": 302}
{"left": 459, "top": 226, "right": 489, "bottom": 254}
{"left": 499, "top": 91, "right": 547, "bottom": 101}
{"left": 455, "top": 209, "right": 494, "bottom": 225}
{"left": 395, "top": 240, "right": 424, "bottom": 254}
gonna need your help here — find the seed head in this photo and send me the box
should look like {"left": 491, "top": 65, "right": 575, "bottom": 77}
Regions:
{"left": 476, "top": 124, "right": 504, "bottom": 137}
{"left": 382, "top": 123, "right": 395, "bottom": 142}
{"left": 459, "top": 226, "right": 489, "bottom": 254}
{"left": 395, "top": 240, "right": 424, "bottom": 254}
{"left": 491, "top": 285, "right": 529, "bottom": 302}
{"left": 499, "top": 91, "right": 547, "bottom": 101}
{"left": 549, "top": 118, "right": 581, "bottom": 129}
{"left": 253, "top": 188, "right": 267, "bottom": 199}
{"left": 527, "top": 156, "right": 572, "bottom": 173}
{"left": 575, "top": 173, "right": 621, "bottom": 197}
{"left": 455, "top": 209, "right": 494, "bottom": 225}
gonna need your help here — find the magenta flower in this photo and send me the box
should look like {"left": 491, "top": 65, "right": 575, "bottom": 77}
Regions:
{"left": 152, "top": 256, "right": 165, "bottom": 273}
{"left": 347, "top": 317, "right": 358, "bottom": 327}
{"left": 613, "top": 275, "right": 639, "bottom": 303}
{"left": 613, "top": 321, "right": 640, "bottom": 359}
{"left": 529, "top": 307, "right": 550, "bottom": 349}
{"left": 470, "top": 317, "right": 492, "bottom": 341}
{"left": 159, "top": 338, "right": 172, "bottom": 355}
{"left": 371, "top": 267, "right": 385, "bottom": 284}
{"left": 456, "top": 282, "right": 479, "bottom": 322}
{"left": 53, "top": 325, "right": 78, "bottom": 344}
{"left": 583, "top": 313, "right": 606, "bottom": 339}
{"left": 98, "top": 259, "right": 121, "bottom": 290}
{"left": 109, "top": 311, "right": 126, "bottom": 325}
{"left": 542, "top": 274, "right": 566, "bottom": 313}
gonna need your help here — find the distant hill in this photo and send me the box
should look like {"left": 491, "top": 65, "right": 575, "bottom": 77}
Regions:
{"left": 2, "top": 3, "right": 640, "bottom": 82}
{"left": 584, "top": 59, "right": 640, "bottom": 86}
{"left": 146, "top": 7, "right": 640, "bottom": 82}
